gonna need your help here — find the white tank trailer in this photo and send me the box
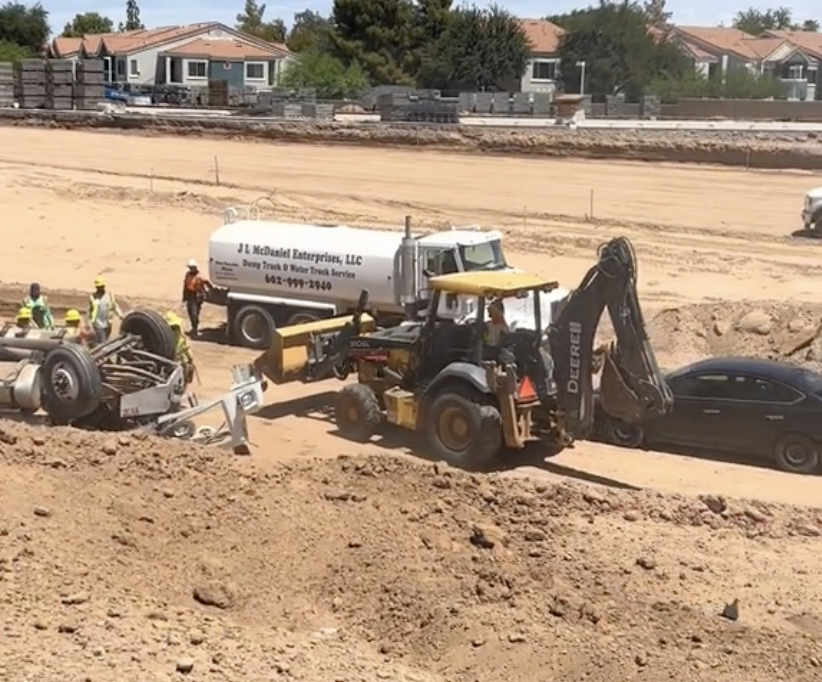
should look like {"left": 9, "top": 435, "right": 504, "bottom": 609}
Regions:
{"left": 207, "top": 211, "right": 513, "bottom": 348}
{"left": 802, "top": 186, "right": 822, "bottom": 232}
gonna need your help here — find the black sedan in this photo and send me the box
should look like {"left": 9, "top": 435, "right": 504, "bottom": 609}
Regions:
{"left": 595, "top": 357, "right": 822, "bottom": 474}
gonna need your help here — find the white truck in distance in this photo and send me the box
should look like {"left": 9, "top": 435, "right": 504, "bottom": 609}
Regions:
{"left": 206, "top": 211, "right": 513, "bottom": 348}
{"left": 803, "top": 186, "right": 822, "bottom": 232}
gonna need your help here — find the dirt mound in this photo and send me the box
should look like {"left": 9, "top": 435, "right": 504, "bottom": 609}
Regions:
{"left": 1, "top": 109, "right": 821, "bottom": 170}
{"left": 2, "top": 419, "right": 822, "bottom": 681}
{"left": 649, "top": 300, "right": 822, "bottom": 370}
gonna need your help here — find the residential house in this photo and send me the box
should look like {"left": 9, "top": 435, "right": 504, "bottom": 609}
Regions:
{"left": 762, "top": 30, "right": 821, "bottom": 99}
{"left": 518, "top": 19, "right": 565, "bottom": 93}
{"left": 49, "top": 23, "right": 293, "bottom": 90}
{"left": 674, "top": 26, "right": 819, "bottom": 100}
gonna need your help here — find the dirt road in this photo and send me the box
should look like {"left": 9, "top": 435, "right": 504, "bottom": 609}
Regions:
{"left": 1, "top": 128, "right": 821, "bottom": 681}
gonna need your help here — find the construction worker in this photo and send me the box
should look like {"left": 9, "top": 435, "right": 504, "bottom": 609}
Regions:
{"left": 88, "top": 276, "right": 123, "bottom": 345}
{"left": 182, "top": 259, "right": 209, "bottom": 338}
{"left": 23, "top": 282, "right": 54, "bottom": 330}
{"left": 63, "top": 308, "right": 93, "bottom": 344}
{"left": 11, "top": 307, "right": 33, "bottom": 334}
{"left": 166, "top": 311, "right": 196, "bottom": 386}
{"left": 484, "top": 298, "right": 510, "bottom": 346}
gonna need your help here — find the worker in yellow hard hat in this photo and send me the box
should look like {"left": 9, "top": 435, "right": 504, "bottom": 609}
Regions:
{"left": 63, "top": 308, "right": 93, "bottom": 344}
{"left": 88, "top": 276, "right": 122, "bottom": 346}
{"left": 166, "top": 311, "right": 196, "bottom": 386}
{"left": 12, "top": 306, "right": 33, "bottom": 334}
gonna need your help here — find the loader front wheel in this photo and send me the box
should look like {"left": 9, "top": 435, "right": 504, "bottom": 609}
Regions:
{"left": 426, "top": 392, "right": 502, "bottom": 470}
{"left": 335, "top": 384, "right": 381, "bottom": 442}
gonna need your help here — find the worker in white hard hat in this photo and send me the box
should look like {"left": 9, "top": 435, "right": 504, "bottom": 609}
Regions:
{"left": 166, "top": 311, "right": 196, "bottom": 387}
{"left": 182, "top": 259, "right": 209, "bottom": 338}
{"left": 88, "top": 276, "right": 123, "bottom": 346}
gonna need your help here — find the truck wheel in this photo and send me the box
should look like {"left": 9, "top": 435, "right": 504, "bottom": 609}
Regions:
{"left": 425, "top": 391, "right": 502, "bottom": 470}
{"left": 774, "top": 433, "right": 819, "bottom": 474}
{"left": 335, "top": 384, "right": 381, "bottom": 442}
{"left": 233, "top": 305, "right": 275, "bottom": 349}
{"left": 120, "top": 309, "right": 177, "bottom": 360}
{"left": 41, "top": 344, "right": 102, "bottom": 423}
{"left": 286, "top": 311, "right": 321, "bottom": 326}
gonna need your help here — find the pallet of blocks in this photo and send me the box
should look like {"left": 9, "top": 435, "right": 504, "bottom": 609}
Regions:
{"left": 207, "top": 80, "right": 228, "bottom": 108}
{"left": 46, "top": 59, "right": 75, "bottom": 110}
{"left": 0, "top": 62, "right": 14, "bottom": 107}
{"left": 15, "top": 59, "right": 47, "bottom": 109}
{"left": 73, "top": 59, "right": 105, "bottom": 110}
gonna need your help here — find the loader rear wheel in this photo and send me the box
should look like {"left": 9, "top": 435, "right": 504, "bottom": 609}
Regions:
{"left": 41, "top": 344, "right": 102, "bottom": 423}
{"left": 426, "top": 391, "right": 502, "bottom": 470}
{"left": 335, "top": 384, "right": 381, "bottom": 442}
{"left": 121, "top": 309, "right": 177, "bottom": 360}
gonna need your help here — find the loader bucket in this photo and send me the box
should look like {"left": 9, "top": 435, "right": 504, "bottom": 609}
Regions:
{"left": 598, "top": 350, "right": 642, "bottom": 424}
{"left": 254, "top": 313, "right": 375, "bottom": 384}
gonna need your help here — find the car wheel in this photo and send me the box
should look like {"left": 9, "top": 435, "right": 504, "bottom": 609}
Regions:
{"left": 604, "top": 419, "right": 645, "bottom": 449}
{"left": 774, "top": 433, "right": 820, "bottom": 474}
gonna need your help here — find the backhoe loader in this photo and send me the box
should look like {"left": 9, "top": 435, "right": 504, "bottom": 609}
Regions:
{"left": 255, "top": 236, "right": 674, "bottom": 468}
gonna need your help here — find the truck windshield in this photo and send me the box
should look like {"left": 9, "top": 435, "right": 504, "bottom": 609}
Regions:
{"left": 459, "top": 239, "right": 507, "bottom": 271}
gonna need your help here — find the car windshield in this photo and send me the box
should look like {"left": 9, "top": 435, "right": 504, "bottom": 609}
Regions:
{"left": 459, "top": 239, "right": 507, "bottom": 271}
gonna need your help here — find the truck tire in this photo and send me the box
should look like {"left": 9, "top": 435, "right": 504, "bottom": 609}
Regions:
{"left": 335, "top": 384, "right": 381, "bottom": 442}
{"left": 41, "top": 344, "right": 102, "bottom": 423}
{"left": 286, "top": 311, "right": 322, "bottom": 326}
{"left": 425, "top": 389, "right": 502, "bottom": 470}
{"left": 232, "top": 305, "right": 275, "bottom": 349}
{"left": 120, "top": 309, "right": 177, "bottom": 360}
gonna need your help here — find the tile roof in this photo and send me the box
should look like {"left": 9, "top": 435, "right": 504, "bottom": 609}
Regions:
{"left": 518, "top": 19, "right": 564, "bottom": 54}
{"left": 51, "top": 23, "right": 216, "bottom": 57}
{"left": 163, "top": 38, "right": 287, "bottom": 60}
{"left": 675, "top": 26, "right": 786, "bottom": 60}
{"left": 765, "top": 29, "right": 822, "bottom": 57}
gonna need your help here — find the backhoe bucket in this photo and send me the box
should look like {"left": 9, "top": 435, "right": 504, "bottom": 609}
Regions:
{"left": 254, "top": 313, "right": 375, "bottom": 384}
{"left": 598, "top": 350, "right": 642, "bottom": 424}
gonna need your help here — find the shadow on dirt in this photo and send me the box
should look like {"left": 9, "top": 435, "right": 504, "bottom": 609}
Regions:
{"left": 252, "top": 392, "right": 640, "bottom": 490}
{"left": 789, "top": 229, "right": 822, "bottom": 240}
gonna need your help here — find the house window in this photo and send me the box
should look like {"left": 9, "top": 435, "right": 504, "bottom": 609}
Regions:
{"left": 115, "top": 58, "right": 125, "bottom": 77}
{"left": 245, "top": 62, "right": 265, "bottom": 80}
{"left": 531, "top": 60, "right": 558, "bottom": 81}
{"left": 186, "top": 60, "right": 207, "bottom": 79}
{"left": 129, "top": 59, "right": 139, "bottom": 77}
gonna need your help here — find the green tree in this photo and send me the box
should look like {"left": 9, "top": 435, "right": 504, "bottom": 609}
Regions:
{"left": 236, "top": 0, "right": 286, "bottom": 43}
{"left": 287, "top": 10, "right": 332, "bottom": 52}
{"left": 557, "top": 1, "right": 688, "bottom": 96}
{"left": 330, "top": 0, "right": 419, "bottom": 85}
{"left": 62, "top": 12, "right": 114, "bottom": 37}
{"left": 650, "top": 68, "right": 788, "bottom": 101}
{"left": 420, "top": 3, "right": 529, "bottom": 89}
{"left": 0, "top": 38, "right": 32, "bottom": 60}
{"left": 0, "top": 1, "right": 50, "bottom": 54}
{"left": 643, "top": 0, "right": 671, "bottom": 32}
{"left": 732, "top": 7, "right": 818, "bottom": 35}
{"left": 279, "top": 50, "right": 369, "bottom": 98}
{"left": 119, "top": 0, "right": 144, "bottom": 31}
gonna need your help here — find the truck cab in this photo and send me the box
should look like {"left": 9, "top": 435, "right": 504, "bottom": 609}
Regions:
{"left": 803, "top": 186, "right": 822, "bottom": 232}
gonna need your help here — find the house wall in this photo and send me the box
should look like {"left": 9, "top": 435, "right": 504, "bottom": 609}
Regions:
{"left": 520, "top": 55, "right": 560, "bottom": 93}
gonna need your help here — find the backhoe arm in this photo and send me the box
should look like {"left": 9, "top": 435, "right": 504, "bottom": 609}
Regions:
{"left": 547, "top": 237, "right": 673, "bottom": 438}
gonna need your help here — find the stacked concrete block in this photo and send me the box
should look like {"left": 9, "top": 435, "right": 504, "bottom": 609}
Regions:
{"left": 474, "top": 92, "right": 493, "bottom": 114}
{"left": 533, "top": 92, "right": 552, "bottom": 116}
{"left": 641, "top": 95, "right": 661, "bottom": 119}
{"left": 74, "top": 59, "right": 105, "bottom": 110}
{"left": 512, "top": 92, "right": 531, "bottom": 115}
{"left": 0, "top": 62, "right": 14, "bottom": 107}
{"left": 46, "top": 59, "right": 74, "bottom": 110}
{"left": 15, "top": 59, "right": 47, "bottom": 109}
{"left": 300, "top": 102, "right": 334, "bottom": 119}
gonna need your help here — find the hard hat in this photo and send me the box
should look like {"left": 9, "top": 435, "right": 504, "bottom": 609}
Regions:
{"left": 65, "top": 309, "right": 81, "bottom": 323}
{"left": 16, "top": 307, "right": 32, "bottom": 321}
{"left": 94, "top": 276, "right": 106, "bottom": 288}
{"left": 165, "top": 311, "right": 183, "bottom": 328}
{"left": 187, "top": 259, "right": 198, "bottom": 269}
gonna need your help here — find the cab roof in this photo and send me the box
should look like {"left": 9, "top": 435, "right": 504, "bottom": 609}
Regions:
{"left": 429, "top": 271, "right": 559, "bottom": 296}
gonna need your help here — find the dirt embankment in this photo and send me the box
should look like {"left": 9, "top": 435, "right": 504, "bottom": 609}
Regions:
{"left": 1, "top": 109, "right": 821, "bottom": 169}
{"left": 1, "top": 419, "right": 822, "bottom": 682}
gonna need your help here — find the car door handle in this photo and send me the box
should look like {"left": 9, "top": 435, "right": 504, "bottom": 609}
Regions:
{"left": 765, "top": 415, "right": 784, "bottom": 421}
{"left": 702, "top": 409, "right": 720, "bottom": 414}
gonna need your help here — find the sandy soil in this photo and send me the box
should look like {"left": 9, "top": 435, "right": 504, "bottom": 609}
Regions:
{"left": 1, "top": 127, "right": 822, "bottom": 680}
{"left": 3, "top": 110, "right": 822, "bottom": 169}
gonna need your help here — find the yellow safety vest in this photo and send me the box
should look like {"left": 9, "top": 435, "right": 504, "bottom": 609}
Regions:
{"left": 88, "top": 292, "right": 119, "bottom": 326}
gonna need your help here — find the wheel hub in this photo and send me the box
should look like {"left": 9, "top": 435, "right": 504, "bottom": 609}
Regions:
{"left": 784, "top": 444, "right": 808, "bottom": 466}
{"left": 438, "top": 407, "right": 471, "bottom": 452}
{"left": 51, "top": 364, "right": 80, "bottom": 402}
